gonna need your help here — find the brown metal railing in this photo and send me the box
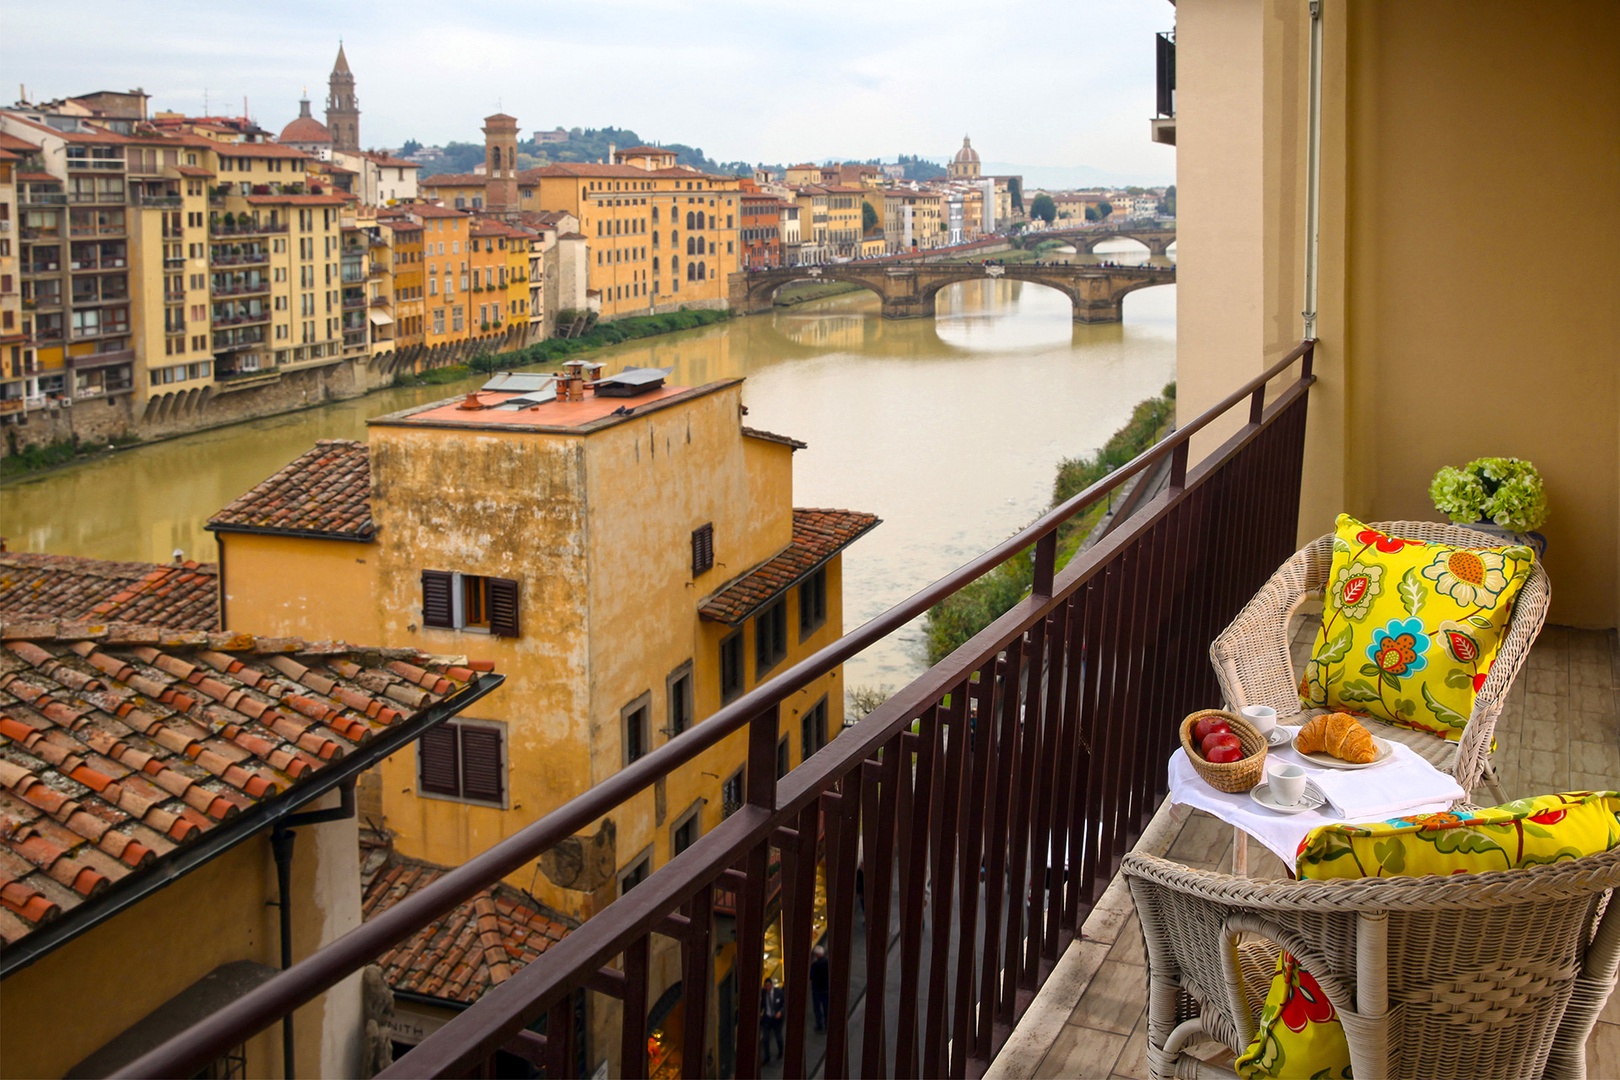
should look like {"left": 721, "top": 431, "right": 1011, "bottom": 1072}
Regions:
{"left": 119, "top": 341, "right": 1315, "bottom": 1080}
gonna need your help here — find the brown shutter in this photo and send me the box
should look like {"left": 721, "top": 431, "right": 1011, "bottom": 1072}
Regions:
{"left": 421, "top": 570, "right": 455, "bottom": 628}
{"left": 487, "top": 577, "right": 521, "bottom": 637}
{"left": 692, "top": 523, "right": 714, "bottom": 576}
{"left": 460, "top": 726, "right": 505, "bottom": 803}
{"left": 419, "top": 724, "right": 461, "bottom": 796}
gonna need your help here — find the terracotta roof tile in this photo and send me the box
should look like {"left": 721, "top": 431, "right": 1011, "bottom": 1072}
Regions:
{"left": 362, "top": 852, "right": 576, "bottom": 1006}
{"left": 699, "top": 509, "right": 879, "bottom": 625}
{"left": 741, "top": 426, "right": 808, "bottom": 451}
{"left": 0, "top": 622, "right": 492, "bottom": 951}
{"left": 0, "top": 554, "right": 218, "bottom": 629}
{"left": 207, "top": 439, "right": 374, "bottom": 541}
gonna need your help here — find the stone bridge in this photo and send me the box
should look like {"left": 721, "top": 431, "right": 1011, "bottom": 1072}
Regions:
{"left": 729, "top": 261, "right": 1176, "bottom": 323}
{"left": 1034, "top": 220, "right": 1177, "bottom": 256}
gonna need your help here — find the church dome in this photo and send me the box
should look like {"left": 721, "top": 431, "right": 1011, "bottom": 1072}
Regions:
{"left": 953, "top": 136, "right": 980, "bottom": 165}
{"left": 280, "top": 99, "right": 332, "bottom": 145}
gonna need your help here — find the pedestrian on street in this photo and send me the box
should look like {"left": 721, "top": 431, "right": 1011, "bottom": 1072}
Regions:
{"left": 760, "top": 977, "right": 785, "bottom": 1064}
{"left": 809, "top": 945, "right": 830, "bottom": 1032}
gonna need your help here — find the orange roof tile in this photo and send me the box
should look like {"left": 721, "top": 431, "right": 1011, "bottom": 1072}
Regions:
{"left": 0, "top": 554, "right": 218, "bottom": 629}
{"left": 363, "top": 851, "right": 575, "bottom": 1005}
{"left": 422, "top": 173, "right": 486, "bottom": 187}
{"left": 0, "top": 622, "right": 496, "bottom": 960}
{"left": 358, "top": 151, "right": 420, "bottom": 169}
{"left": 245, "top": 193, "right": 349, "bottom": 207}
{"left": 217, "top": 143, "right": 312, "bottom": 161}
{"left": 699, "top": 509, "right": 880, "bottom": 625}
{"left": 741, "top": 426, "right": 807, "bottom": 450}
{"left": 207, "top": 439, "right": 373, "bottom": 541}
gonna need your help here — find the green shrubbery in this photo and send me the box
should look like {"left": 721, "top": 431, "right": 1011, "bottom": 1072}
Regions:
{"left": 922, "top": 383, "right": 1177, "bottom": 664}
{"left": 2, "top": 431, "right": 141, "bottom": 478}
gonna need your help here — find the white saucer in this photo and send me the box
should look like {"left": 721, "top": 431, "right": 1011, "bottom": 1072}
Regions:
{"left": 1291, "top": 730, "right": 1395, "bottom": 770}
{"left": 1250, "top": 780, "right": 1326, "bottom": 814}
{"left": 1265, "top": 726, "right": 1292, "bottom": 748}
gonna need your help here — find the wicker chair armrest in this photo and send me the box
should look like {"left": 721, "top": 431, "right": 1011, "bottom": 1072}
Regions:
{"left": 1210, "top": 535, "right": 1335, "bottom": 714}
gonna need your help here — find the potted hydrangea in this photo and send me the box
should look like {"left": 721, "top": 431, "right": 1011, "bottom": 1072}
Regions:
{"left": 1430, "top": 456, "right": 1548, "bottom": 556}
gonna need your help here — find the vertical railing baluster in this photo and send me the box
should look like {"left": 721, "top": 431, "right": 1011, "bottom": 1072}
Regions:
{"left": 822, "top": 773, "right": 861, "bottom": 1080}
{"left": 1078, "top": 572, "right": 1115, "bottom": 906}
{"left": 953, "top": 661, "right": 998, "bottom": 1076}
{"left": 680, "top": 888, "right": 712, "bottom": 1080}
{"left": 1056, "top": 590, "right": 1091, "bottom": 934}
{"left": 894, "top": 708, "right": 938, "bottom": 1076}
{"left": 544, "top": 996, "right": 574, "bottom": 1080}
{"left": 1004, "top": 627, "right": 1044, "bottom": 1004}
{"left": 922, "top": 684, "right": 969, "bottom": 1077}
{"left": 979, "top": 635, "right": 1025, "bottom": 1046}
{"left": 734, "top": 844, "right": 769, "bottom": 1080}
{"left": 1031, "top": 605, "right": 1070, "bottom": 970}
{"left": 781, "top": 803, "right": 819, "bottom": 1078}
{"left": 861, "top": 737, "right": 902, "bottom": 1076}
{"left": 620, "top": 937, "right": 649, "bottom": 1078}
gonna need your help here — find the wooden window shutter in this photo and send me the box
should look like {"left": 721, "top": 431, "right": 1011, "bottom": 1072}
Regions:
{"left": 487, "top": 577, "right": 521, "bottom": 637}
{"left": 419, "top": 724, "right": 461, "bottom": 796}
{"left": 421, "top": 570, "right": 455, "bottom": 629}
{"left": 691, "top": 523, "right": 714, "bottom": 576}
{"left": 459, "top": 727, "right": 505, "bottom": 803}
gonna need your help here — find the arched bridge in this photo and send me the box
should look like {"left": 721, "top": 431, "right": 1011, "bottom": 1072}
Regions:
{"left": 730, "top": 261, "right": 1175, "bottom": 323}
{"left": 1034, "top": 220, "right": 1177, "bottom": 256}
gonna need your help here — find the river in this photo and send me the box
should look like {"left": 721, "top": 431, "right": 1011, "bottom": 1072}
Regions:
{"left": 0, "top": 241, "right": 1175, "bottom": 690}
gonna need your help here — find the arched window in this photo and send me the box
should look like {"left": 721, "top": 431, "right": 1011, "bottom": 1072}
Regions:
{"left": 672, "top": 256, "right": 679, "bottom": 277}
{"left": 652, "top": 256, "right": 660, "bottom": 273}
{"left": 696, "top": 211, "right": 706, "bottom": 230}
{"left": 698, "top": 261, "right": 706, "bottom": 280}
{"left": 652, "top": 206, "right": 659, "bottom": 224}
{"left": 685, "top": 211, "right": 695, "bottom": 230}
{"left": 671, "top": 230, "right": 679, "bottom": 248}
{"left": 652, "top": 230, "right": 659, "bottom": 248}
{"left": 686, "top": 262, "right": 695, "bottom": 281}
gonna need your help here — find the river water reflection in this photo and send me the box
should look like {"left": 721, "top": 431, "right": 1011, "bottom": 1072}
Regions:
{"left": 2, "top": 247, "right": 1174, "bottom": 690}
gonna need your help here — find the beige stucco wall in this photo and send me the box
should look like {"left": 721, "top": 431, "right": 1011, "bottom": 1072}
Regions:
{"left": 1175, "top": 0, "right": 1620, "bottom": 627}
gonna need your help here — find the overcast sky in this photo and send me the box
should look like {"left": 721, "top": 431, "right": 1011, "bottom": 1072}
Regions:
{"left": 7, "top": 0, "right": 1176, "bottom": 186}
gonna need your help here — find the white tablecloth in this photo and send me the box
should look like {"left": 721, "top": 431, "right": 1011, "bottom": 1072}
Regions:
{"left": 1168, "top": 728, "right": 1467, "bottom": 865}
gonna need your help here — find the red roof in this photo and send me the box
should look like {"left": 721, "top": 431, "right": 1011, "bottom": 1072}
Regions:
{"left": 245, "top": 193, "right": 349, "bottom": 207}
{"left": 0, "top": 554, "right": 218, "bottom": 629}
{"left": 218, "top": 143, "right": 312, "bottom": 161}
{"left": 422, "top": 173, "right": 486, "bottom": 187}
{"left": 400, "top": 203, "right": 469, "bottom": 219}
{"left": 208, "top": 439, "right": 373, "bottom": 541}
{"left": 359, "top": 151, "right": 419, "bottom": 169}
{"left": 17, "top": 172, "right": 57, "bottom": 184}
{"left": 699, "top": 509, "right": 880, "bottom": 624}
{"left": 171, "top": 165, "right": 214, "bottom": 177}
{"left": 0, "top": 133, "right": 39, "bottom": 153}
{"left": 278, "top": 116, "right": 332, "bottom": 145}
{"left": 741, "top": 426, "right": 807, "bottom": 450}
{"left": 363, "top": 851, "right": 575, "bottom": 1005}
{"left": 0, "top": 622, "right": 494, "bottom": 952}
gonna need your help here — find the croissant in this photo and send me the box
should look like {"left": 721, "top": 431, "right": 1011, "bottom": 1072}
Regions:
{"left": 1296, "top": 712, "right": 1377, "bottom": 764}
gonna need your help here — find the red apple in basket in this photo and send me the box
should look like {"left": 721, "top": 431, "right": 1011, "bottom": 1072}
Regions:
{"left": 1201, "top": 731, "right": 1243, "bottom": 760}
{"left": 1192, "top": 716, "right": 1231, "bottom": 743}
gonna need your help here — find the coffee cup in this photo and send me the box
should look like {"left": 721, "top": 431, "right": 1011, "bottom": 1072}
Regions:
{"left": 1240, "top": 704, "right": 1278, "bottom": 737}
{"left": 1268, "top": 762, "right": 1308, "bottom": 807}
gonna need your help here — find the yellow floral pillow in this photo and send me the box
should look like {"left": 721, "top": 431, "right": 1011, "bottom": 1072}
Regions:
{"left": 1298, "top": 514, "right": 1535, "bottom": 740}
{"left": 1236, "top": 792, "right": 1620, "bottom": 1079}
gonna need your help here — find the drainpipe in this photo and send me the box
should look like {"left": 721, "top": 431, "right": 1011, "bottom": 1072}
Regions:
{"left": 1302, "top": 0, "right": 1324, "bottom": 340}
{"left": 268, "top": 781, "right": 357, "bottom": 1080}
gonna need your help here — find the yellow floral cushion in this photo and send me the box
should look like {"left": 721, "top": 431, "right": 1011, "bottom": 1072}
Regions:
{"left": 1298, "top": 514, "right": 1535, "bottom": 740}
{"left": 1236, "top": 792, "right": 1620, "bottom": 1079}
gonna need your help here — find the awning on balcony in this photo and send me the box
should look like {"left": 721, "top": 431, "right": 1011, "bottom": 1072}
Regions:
{"left": 368, "top": 309, "right": 394, "bottom": 326}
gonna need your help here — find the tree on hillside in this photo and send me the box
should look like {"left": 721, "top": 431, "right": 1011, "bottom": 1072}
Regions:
{"left": 400, "top": 138, "right": 422, "bottom": 157}
{"left": 896, "top": 153, "right": 945, "bottom": 181}
{"left": 1008, "top": 176, "right": 1024, "bottom": 212}
{"left": 862, "top": 200, "right": 879, "bottom": 233}
{"left": 437, "top": 142, "right": 484, "bottom": 173}
{"left": 1084, "top": 201, "right": 1114, "bottom": 222}
{"left": 1030, "top": 193, "right": 1057, "bottom": 224}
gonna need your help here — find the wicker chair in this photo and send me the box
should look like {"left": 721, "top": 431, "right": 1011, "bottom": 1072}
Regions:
{"left": 1209, "top": 520, "right": 1552, "bottom": 803}
{"left": 1123, "top": 846, "right": 1620, "bottom": 1080}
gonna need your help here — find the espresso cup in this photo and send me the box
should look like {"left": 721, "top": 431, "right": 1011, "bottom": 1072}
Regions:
{"left": 1240, "top": 704, "right": 1278, "bottom": 737}
{"left": 1268, "top": 762, "right": 1308, "bottom": 806}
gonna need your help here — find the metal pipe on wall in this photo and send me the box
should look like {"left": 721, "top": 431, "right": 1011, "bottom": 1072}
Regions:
{"left": 1303, "top": 0, "right": 1324, "bottom": 339}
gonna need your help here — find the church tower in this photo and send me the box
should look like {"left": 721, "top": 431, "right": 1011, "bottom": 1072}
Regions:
{"left": 325, "top": 43, "right": 360, "bottom": 152}
{"left": 482, "top": 113, "right": 520, "bottom": 214}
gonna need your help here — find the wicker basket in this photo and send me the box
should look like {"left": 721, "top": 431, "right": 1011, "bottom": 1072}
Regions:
{"left": 1180, "top": 709, "right": 1267, "bottom": 793}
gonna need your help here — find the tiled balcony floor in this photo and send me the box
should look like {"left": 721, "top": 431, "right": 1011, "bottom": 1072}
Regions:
{"left": 988, "top": 618, "right": 1620, "bottom": 1080}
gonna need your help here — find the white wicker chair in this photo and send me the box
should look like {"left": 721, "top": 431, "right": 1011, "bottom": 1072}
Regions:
{"left": 1123, "top": 845, "right": 1620, "bottom": 1080}
{"left": 1209, "top": 520, "right": 1552, "bottom": 803}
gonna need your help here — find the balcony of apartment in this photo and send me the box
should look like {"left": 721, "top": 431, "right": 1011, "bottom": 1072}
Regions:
{"left": 23, "top": 289, "right": 63, "bottom": 312}
{"left": 69, "top": 321, "right": 129, "bottom": 341}
{"left": 68, "top": 219, "right": 125, "bottom": 239}
{"left": 209, "top": 215, "right": 288, "bottom": 237}
{"left": 341, "top": 292, "right": 368, "bottom": 311}
{"left": 64, "top": 155, "right": 125, "bottom": 172}
{"left": 210, "top": 247, "right": 271, "bottom": 268}
{"left": 212, "top": 325, "right": 266, "bottom": 352}
{"left": 130, "top": 191, "right": 183, "bottom": 210}
{"left": 210, "top": 275, "right": 271, "bottom": 298}
{"left": 70, "top": 284, "right": 131, "bottom": 307}
{"left": 211, "top": 302, "right": 270, "bottom": 328}
{"left": 20, "top": 190, "right": 67, "bottom": 207}
{"left": 19, "top": 225, "right": 61, "bottom": 241}
{"left": 69, "top": 188, "right": 127, "bottom": 205}
{"left": 69, "top": 247, "right": 128, "bottom": 272}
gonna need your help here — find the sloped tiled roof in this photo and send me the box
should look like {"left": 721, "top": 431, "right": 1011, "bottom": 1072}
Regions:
{"left": 0, "top": 553, "right": 218, "bottom": 629}
{"left": 363, "top": 853, "right": 575, "bottom": 1005}
{"left": 421, "top": 172, "right": 486, "bottom": 187}
{"left": 699, "top": 509, "right": 880, "bottom": 625}
{"left": 0, "top": 622, "right": 495, "bottom": 955}
{"left": 207, "top": 440, "right": 374, "bottom": 541}
{"left": 741, "top": 427, "right": 807, "bottom": 451}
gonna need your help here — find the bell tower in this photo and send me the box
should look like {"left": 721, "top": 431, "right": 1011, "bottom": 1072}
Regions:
{"left": 482, "top": 113, "right": 520, "bottom": 214}
{"left": 325, "top": 42, "right": 360, "bottom": 152}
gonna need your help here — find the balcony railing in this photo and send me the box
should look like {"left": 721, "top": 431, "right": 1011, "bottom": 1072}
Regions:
{"left": 122, "top": 343, "right": 1319, "bottom": 1080}
{"left": 211, "top": 252, "right": 270, "bottom": 267}
{"left": 210, "top": 221, "right": 289, "bottom": 236}
{"left": 211, "top": 281, "right": 271, "bottom": 297}
{"left": 22, "top": 192, "right": 67, "bottom": 206}
{"left": 132, "top": 193, "right": 184, "bottom": 209}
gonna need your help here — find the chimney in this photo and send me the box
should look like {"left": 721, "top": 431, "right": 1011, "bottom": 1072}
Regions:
{"left": 608, "top": 142, "right": 616, "bottom": 163}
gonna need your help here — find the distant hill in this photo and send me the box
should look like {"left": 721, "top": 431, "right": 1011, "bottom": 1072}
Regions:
{"left": 526, "top": 127, "right": 750, "bottom": 176}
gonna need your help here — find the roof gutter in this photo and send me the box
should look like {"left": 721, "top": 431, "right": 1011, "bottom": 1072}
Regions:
{"left": 204, "top": 522, "right": 375, "bottom": 544}
{"left": 0, "top": 672, "right": 503, "bottom": 980}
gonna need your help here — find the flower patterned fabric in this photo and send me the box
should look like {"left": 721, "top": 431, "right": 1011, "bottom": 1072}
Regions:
{"left": 1235, "top": 792, "right": 1620, "bottom": 1078}
{"left": 1298, "top": 515, "right": 1534, "bottom": 741}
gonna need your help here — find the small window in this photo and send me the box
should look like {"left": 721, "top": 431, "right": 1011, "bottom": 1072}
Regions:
{"left": 620, "top": 849, "right": 652, "bottom": 896}
{"left": 721, "top": 768, "right": 745, "bottom": 818}
{"left": 666, "top": 662, "right": 694, "bottom": 737}
{"left": 622, "top": 692, "right": 652, "bottom": 766}
{"left": 755, "top": 598, "right": 788, "bottom": 678}
{"left": 418, "top": 719, "right": 506, "bottom": 805}
{"left": 776, "top": 734, "right": 790, "bottom": 780}
{"left": 798, "top": 567, "right": 827, "bottom": 640}
{"left": 801, "top": 696, "right": 829, "bottom": 761}
{"left": 691, "top": 523, "right": 714, "bottom": 576}
{"left": 421, "top": 570, "right": 520, "bottom": 636}
{"left": 719, "top": 630, "right": 745, "bottom": 704}
{"left": 671, "top": 803, "right": 701, "bottom": 857}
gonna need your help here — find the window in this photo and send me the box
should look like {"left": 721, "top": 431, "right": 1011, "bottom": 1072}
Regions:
{"left": 671, "top": 803, "right": 701, "bottom": 857}
{"left": 801, "top": 696, "right": 829, "bottom": 761}
{"left": 691, "top": 522, "right": 714, "bottom": 576}
{"left": 719, "top": 630, "right": 745, "bottom": 704}
{"left": 721, "top": 768, "right": 745, "bottom": 818}
{"left": 421, "top": 570, "right": 520, "bottom": 636}
{"left": 755, "top": 598, "right": 788, "bottom": 677}
{"left": 622, "top": 692, "right": 652, "bottom": 766}
{"left": 799, "top": 567, "right": 827, "bottom": 639}
{"left": 666, "top": 662, "right": 694, "bottom": 737}
{"left": 417, "top": 719, "right": 506, "bottom": 805}
{"left": 777, "top": 735, "right": 790, "bottom": 780}
{"left": 620, "top": 850, "right": 652, "bottom": 897}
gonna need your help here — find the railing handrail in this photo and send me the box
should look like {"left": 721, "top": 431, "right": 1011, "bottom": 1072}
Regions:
{"left": 119, "top": 341, "right": 1316, "bottom": 1079}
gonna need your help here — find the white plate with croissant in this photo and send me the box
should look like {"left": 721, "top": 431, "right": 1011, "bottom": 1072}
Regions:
{"left": 1290, "top": 712, "right": 1394, "bottom": 770}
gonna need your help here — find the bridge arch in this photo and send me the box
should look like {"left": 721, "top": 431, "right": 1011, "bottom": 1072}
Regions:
{"left": 919, "top": 273, "right": 1083, "bottom": 315}
{"left": 739, "top": 270, "right": 890, "bottom": 312}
